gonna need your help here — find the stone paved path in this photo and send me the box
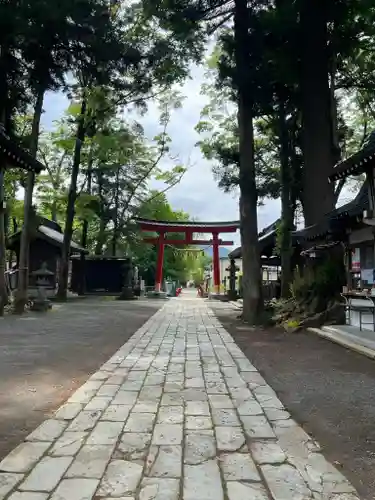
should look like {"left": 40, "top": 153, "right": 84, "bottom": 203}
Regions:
{"left": 0, "top": 299, "right": 360, "bottom": 500}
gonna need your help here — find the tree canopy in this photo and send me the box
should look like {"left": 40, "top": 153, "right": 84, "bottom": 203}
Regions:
{"left": 2, "top": 0, "right": 375, "bottom": 318}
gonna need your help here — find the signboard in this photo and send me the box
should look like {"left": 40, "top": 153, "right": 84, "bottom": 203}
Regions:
{"left": 352, "top": 248, "right": 361, "bottom": 271}
{"left": 361, "top": 268, "right": 374, "bottom": 284}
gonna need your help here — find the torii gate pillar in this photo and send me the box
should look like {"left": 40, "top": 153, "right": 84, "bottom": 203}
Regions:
{"left": 212, "top": 232, "right": 220, "bottom": 293}
{"left": 155, "top": 232, "right": 165, "bottom": 292}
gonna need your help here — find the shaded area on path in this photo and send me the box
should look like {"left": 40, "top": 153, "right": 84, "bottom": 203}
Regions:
{"left": 211, "top": 302, "right": 375, "bottom": 499}
{"left": 0, "top": 298, "right": 160, "bottom": 460}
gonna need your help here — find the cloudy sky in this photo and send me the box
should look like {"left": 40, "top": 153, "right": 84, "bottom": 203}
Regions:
{"left": 41, "top": 62, "right": 280, "bottom": 249}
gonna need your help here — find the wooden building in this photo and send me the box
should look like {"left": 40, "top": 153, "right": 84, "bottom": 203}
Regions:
{"left": 228, "top": 221, "right": 283, "bottom": 299}
{"left": 70, "top": 256, "right": 132, "bottom": 295}
{"left": 229, "top": 220, "right": 281, "bottom": 263}
{"left": 7, "top": 218, "right": 86, "bottom": 294}
{"left": 326, "top": 133, "right": 375, "bottom": 330}
{"left": 294, "top": 183, "right": 368, "bottom": 255}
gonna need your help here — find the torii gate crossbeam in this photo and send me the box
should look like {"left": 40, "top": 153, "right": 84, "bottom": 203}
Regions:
{"left": 135, "top": 218, "right": 240, "bottom": 293}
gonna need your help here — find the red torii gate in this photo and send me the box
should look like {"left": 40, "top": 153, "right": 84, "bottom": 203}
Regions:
{"left": 135, "top": 218, "right": 240, "bottom": 293}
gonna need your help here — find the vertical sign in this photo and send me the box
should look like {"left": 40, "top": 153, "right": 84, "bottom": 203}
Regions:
{"left": 352, "top": 248, "right": 361, "bottom": 271}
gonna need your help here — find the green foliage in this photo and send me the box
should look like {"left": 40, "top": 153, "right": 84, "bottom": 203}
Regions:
{"left": 190, "top": 253, "right": 211, "bottom": 286}
{"left": 8, "top": 96, "right": 185, "bottom": 257}
{"left": 4, "top": 0, "right": 375, "bottom": 306}
{"left": 196, "top": 95, "right": 281, "bottom": 201}
{"left": 187, "top": 0, "right": 375, "bottom": 217}
{"left": 6, "top": 95, "right": 189, "bottom": 285}
{"left": 290, "top": 258, "right": 345, "bottom": 305}
{"left": 286, "top": 319, "right": 300, "bottom": 329}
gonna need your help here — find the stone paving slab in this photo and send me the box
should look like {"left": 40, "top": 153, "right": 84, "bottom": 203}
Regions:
{"left": 0, "top": 299, "right": 360, "bottom": 499}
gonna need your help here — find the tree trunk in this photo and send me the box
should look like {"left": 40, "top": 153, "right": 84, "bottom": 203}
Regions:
{"left": 234, "top": 0, "right": 263, "bottom": 323}
{"left": 0, "top": 46, "right": 9, "bottom": 315}
{"left": 56, "top": 98, "right": 86, "bottom": 300}
{"left": 0, "top": 167, "right": 7, "bottom": 315}
{"left": 330, "top": 54, "right": 345, "bottom": 205}
{"left": 51, "top": 191, "right": 58, "bottom": 222}
{"left": 111, "top": 165, "right": 120, "bottom": 257}
{"left": 299, "top": 0, "right": 335, "bottom": 226}
{"left": 94, "top": 170, "right": 106, "bottom": 255}
{"left": 14, "top": 85, "right": 45, "bottom": 313}
{"left": 81, "top": 155, "right": 93, "bottom": 252}
{"left": 278, "top": 96, "right": 294, "bottom": 298}
{"left": 330, "top": 53, "right": 341, "bottom": 167}
{"left": 95, "top": 217, "right": 107, "bottom": 256}
{"left": 78, "top": 149, "right": 93, "bottom": 295}
{"left": 7, "top": 217, "right": 17, "bottom": 269}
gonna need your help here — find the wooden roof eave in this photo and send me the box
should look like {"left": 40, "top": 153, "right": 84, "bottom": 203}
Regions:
{"left": 300, "top": 240, "right": 342, "bottom": 256}
{"left": 37, "top": 231, "right": 88, "bottom": 255}
{"left": 0, "top": 129, "right": 44, "bottom": 173}
{"left": 293, "top": 218, "right": 331, "bottom": 242}
{"left": 329, "top": 132, "right": 375, "bottom": 182}
{"left": 228, "top": 227, "right": 279, "bottom": 260}
{"left": 6, "top": 228, "right": 88, "bottom": 255}
{"left": 228, "top": 246, "right": 241, "bottom": 259}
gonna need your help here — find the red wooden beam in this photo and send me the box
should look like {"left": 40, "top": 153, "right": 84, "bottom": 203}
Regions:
{"left": 143, "top": 238, "right": 234, "bottom": 246}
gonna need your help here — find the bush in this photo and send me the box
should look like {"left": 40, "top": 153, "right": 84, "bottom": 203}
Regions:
{"left": 290, "top": 256, "right": 345, "bottom": 305}
{"left": 286, "top": 319, "right": 300, "bottom": 329}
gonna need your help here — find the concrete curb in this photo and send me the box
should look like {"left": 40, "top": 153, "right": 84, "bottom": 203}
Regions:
{"left": 229, "top": 300, "right": 243, "bottom": 310}
{"left": 308, "top": 327, "right": 375, "bottom": 360}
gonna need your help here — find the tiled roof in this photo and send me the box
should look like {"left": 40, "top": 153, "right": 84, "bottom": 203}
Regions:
{"left": 7, "top": 224, "right": 87, "bottom": 254}
{"left": 229, "top": 184, "right": 369, "bottom": 257}
{"left": 38, "top": 225, "right": 86, "bottom": 253}
{"left": 293, "top": 183, "right": 368, "bottom": 241}
{"left": 0, "top": 127, "right": 44, "bottom": 173}
{"left": 229, "top": 220, "right": 281, "bottom": 259}
{"left": 229, "top": 246, "right": 241, "bottom": 259}
{"left": 329, "top": 131, "right": 375, "bottom": 182}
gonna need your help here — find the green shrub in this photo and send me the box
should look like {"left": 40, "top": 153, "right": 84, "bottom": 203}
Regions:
{"left": 286, "top": 319, "right": 300, "bottom": 329}
{"left": 290, "top": 256, "right": 345, "bottom": 304}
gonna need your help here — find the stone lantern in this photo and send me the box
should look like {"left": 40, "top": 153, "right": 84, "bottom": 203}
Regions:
{"left": 226, "top": 258, "right": 239, "bottom": 301}
{"left": 117, "top": 258, "right": 137, "bottom": 300}
{"left": 30, "top": 262, "right": 54, "bottom": 311}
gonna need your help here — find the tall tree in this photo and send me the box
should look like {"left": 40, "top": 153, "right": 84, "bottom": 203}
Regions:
{"left": 56, "top": 0, "right": 194, "bottom": 300}
{"left": 14, "top": 0, "right": 85, "bottom": 312}
{"left": 56, "top": 5, "right": 144, "bottom": 300}
{"left": 232, "top": 0, "right": 264, "bottom": 320}
{"left": 143, "top": 0, "right": 273, "bottom": 322}
{"left": 298, "top": 0, "right": 335, "bottom": 226}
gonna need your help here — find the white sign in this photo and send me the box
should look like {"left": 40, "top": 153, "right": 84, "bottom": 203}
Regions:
{"left": 361, "top": 268, "right": 374, "bottom": 284}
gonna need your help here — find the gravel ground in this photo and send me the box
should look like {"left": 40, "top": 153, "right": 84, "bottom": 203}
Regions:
{"left": 210, "top": 301, "right": 375, "bottom": 500}
{"left": 0, "top": 297, "right": 160, "bottom": 460}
